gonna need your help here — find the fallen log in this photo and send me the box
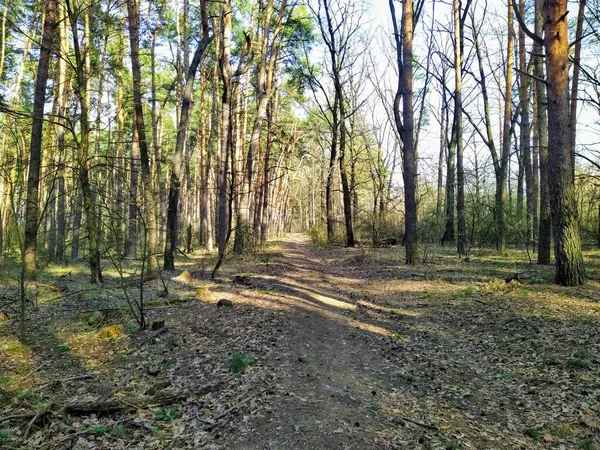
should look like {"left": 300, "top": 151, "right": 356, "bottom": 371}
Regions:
{"left": 64, "top": 392, "right": 187, "bottom": 416}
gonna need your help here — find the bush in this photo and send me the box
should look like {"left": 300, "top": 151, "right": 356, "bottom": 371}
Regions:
{"left": 223, "top": 351, "right": 256, "bottom": 374}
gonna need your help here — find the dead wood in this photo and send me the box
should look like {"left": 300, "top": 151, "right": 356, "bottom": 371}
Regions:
{"left": 64, "top": 392, "right": 187, "bottom": 415}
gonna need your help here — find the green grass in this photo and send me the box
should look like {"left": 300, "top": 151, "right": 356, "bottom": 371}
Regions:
{"left": 56, "top": 343, "right": 70, "bottom": 353}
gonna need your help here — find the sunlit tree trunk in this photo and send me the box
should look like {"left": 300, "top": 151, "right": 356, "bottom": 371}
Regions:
{"left": 533, "top": 0, "right": 551, "bottom": 264}
{"left": 389, "top": 0, "right": 417, "bottom": 262}
{"left": 543, "top": 0, "right": 585, "bottom": 285}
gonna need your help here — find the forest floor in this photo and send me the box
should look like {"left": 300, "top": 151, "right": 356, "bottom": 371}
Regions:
{"left": 1, "top": 234, "right": 600, "bottom": 449}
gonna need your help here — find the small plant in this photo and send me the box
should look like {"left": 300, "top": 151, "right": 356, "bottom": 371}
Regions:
{"left": 0, "top": 429, "right": 8, "bottom": 441}
{"left": 86, "top": 425, "right": 109, "bottom": 435}
{"left": 393, "top": 333, "right": 406, "bottom": 340}
{"left": 525, "top": 428, "right": 541, "bottom": 440}
{"left": 566, "top": 357, "right": 591, "bottom": 369}
{"left": 17, "top": 389, "right": 32, "bottom": 400}
{"left": 481, "top": 279, "right": 521, "bottom": 295}
{"left": 555, "top": 423, "right": 573, "bottom": 437}
{"left": 224, "top": 352, "right": 256, "bottom": 373}
{"left": 456, "top": 283, "right": 478, "bottom": 298}
{"left": 113, "top": 425, "right": 126, "bottom": 438}
{"left": 87, "top": 311, "right": 105, "bottom": 327}
{"left": 155, "top": 405, "right": 180, "bottom": 421}
{"left": 98, "top": 324, "right": 126, "bottom": 340}
{"left": 369, "top": 403, "right": 381, "bottom": 412}
{"left": 56, "top": 343, "right": 70, "bottom": 353}
{"left": 580, "top": 438, "right": 598, "bottom": 450}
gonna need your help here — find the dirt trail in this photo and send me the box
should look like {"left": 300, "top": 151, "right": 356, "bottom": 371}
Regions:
{"left": 228, "top": 234, "right": 399, "bottom": 449}
{"left": 217, "top": 234, "right": 599, "bottom": 450}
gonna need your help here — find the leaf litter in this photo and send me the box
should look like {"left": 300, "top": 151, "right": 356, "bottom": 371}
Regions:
{"left": 0, "top": 235, "right": 599, "bottom": 449}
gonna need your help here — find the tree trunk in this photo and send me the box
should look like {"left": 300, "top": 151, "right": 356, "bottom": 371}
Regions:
{"left": 127, "top": 0, "right": 159, "bottom": 275}
{"left": 453, "top": 0, "right": 466, "bottom": 256}
{"left": 496, "top": 1, "right": 513, "bottom": 252}
{"left": 389, "top": 0, "right": 417, "bottom": 263}
{"left": 125, "top": 122, "right": 139, "bottom": 259}
{"left": 543, "top": 0, "right": 585, "bottom": 285}
{"left": 22, "top": 0, "right": 57, "bottom": 279}
{"left": 534, "top": 0, "right": 551, "bottom": 264}
{"left": 518, "top": 0, "right": 533, "bottom": 246}
{"left": 164, "top": 0, "right": 212, "bottom": 270}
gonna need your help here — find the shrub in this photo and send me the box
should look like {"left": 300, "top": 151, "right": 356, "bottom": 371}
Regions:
{"left": 223, "top": 352, "right": 256, "bottom": 374}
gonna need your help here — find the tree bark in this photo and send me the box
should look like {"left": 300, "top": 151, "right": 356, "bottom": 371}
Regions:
{"left": 164, "top": 0, "right": 212, "bottom": 270}
{"left": 22, "top": 0, "right": 57, "bottom": 279}
{"left": 389, "top": 0, "right": 417, "bottom": 263}
{"left": 543, "top": 0, "right": 585, "bottom": 285}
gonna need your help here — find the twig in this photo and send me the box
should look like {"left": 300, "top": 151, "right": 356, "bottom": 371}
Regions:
{"left": 0, "top": 412, "right": 38, "bottom": 423}
{"left": 200, "top": 394, "right": 257, "bottom": 432}
{"left": 22, "top": 361, "right": 48, "bottom": 381}
{"left": 33, "top": 374, "right": 94, "bottom": 391}
{"left": 399, "top": 416, "right": 438, "bottom": 430}
{"left": 99, "top": 368, "right": 135, "bottom": 402}
{"left": 24, "top": 402, "right": 52, "bottom": 438}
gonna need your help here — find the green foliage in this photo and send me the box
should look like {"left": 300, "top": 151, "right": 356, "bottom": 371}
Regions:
{"left": 456, "top": 283, "right": 478, "bottom": 298}
{"left": 87, "top": 311, "right": 105, "bottom": 327}
{"left": 56, "top": 343, "right": 70, "bottom": 353}
{"left": 444, "top": 443, "right": 461, "bottom": 450}
{"left": 113, "top": 425, "right": 126, "bottom": 438}
{"left": 224, "top": 352, "right": 256, "bottom": 374}
{"left": 155, "top": 405, "right": 180, "bottom": 422}
{"left": 525, "top": 428, "right": 541, "bottom": 440}
{"left": 369, "top": 403, "right": 381, "bottom": 412}
{"left": 580, "top": 438, "right": 599, "bottom": 450}
{"left": 17, "top": 389, "right": 32, "bottom": 400}
{"left": 0, "top": 429, "right": 8, "bottom": 441}
{"left": 307, "top": 226, "right": 328, "bottom": 246}
{"left": 85, "top": 425, "right": 109, "bottom": 435}
{"left": 481, "top": 279, "right": 522, "bottom": 294}
{"left": 566, "top": 357, "right": 591, "bottom": 369}
{"left": 127, "top": 326, "right": 140, "bottom": 335}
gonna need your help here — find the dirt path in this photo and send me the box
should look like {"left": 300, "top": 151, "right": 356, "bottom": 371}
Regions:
{"left": 227, "top": 234, "right": 400, "bottom": 449}
{"left": 215, "top": 234, "right": 599, "bottom": 450}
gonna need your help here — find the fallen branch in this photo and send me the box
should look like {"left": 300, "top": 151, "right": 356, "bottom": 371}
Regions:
{"left": 33, "top": 373, "right": 95, "bottom": 391}
{"left": 99, "top": 368, "right": 135, "bottom": 402}
{"left": 64, "top": 392, "right": 187, "bottom": 416}
{"left": 24, "top": 402, "right": 53, "bottom": 438}
{"left": 0, "top": 412, "right": 38, "bottom": 423}
{"left": 398, "top": 416, "right": 438, "bottom": 430}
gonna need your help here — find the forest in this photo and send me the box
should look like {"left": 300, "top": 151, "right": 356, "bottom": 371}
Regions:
{"left": 0, "top": 0, "right": 599, "bottom": 447}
